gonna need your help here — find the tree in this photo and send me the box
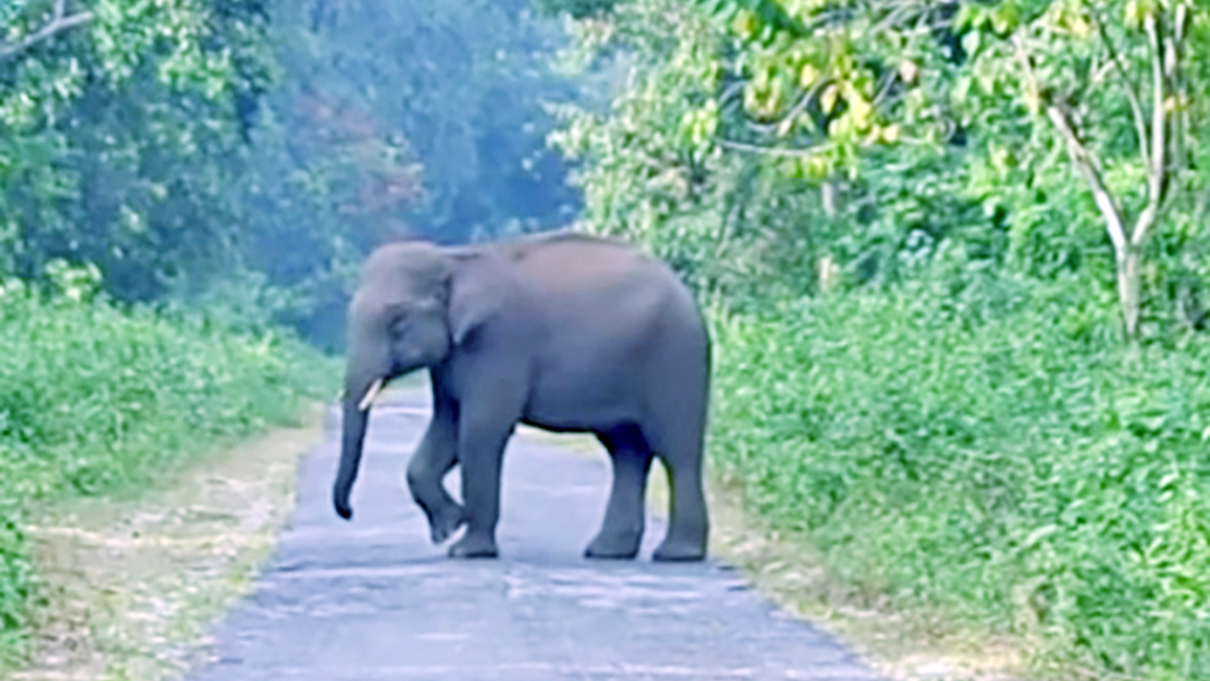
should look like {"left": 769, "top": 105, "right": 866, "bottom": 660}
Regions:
{"left": 0, "top": 0, "right": 588, "bottom": 350}
{"left": 671, "top": 0, "right": 1209, "bottom": 340}
{"left": 0, "top": 0, "right": 274, "bottom": 300}
{"left": 221, "top": 0, "right": 585, "bottom": 350}
{"left": 261, "top": 0, "right": 581, "bottom": 245}
{"left": 1008, "top": 0, "right": 1199, "bottom": 339}
{"left": 543, "top": 0, "right": 990, "bottom": 301}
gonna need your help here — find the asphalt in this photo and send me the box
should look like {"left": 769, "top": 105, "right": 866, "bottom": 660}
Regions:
{"left": 186, "top": 386, "right": 885, "bottom": 681}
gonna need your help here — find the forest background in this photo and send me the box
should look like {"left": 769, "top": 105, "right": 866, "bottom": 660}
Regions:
{"left": 0, "top": 0, "right": 1207, "bottom": 679}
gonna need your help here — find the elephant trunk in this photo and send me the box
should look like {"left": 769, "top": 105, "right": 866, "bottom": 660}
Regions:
{"left": 332, "top": 358, "right": 389, "bottom": 520}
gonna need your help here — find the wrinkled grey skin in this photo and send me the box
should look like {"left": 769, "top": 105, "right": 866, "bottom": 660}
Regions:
{"left": 332, "top": 231, "right": 711, "bottom": 562}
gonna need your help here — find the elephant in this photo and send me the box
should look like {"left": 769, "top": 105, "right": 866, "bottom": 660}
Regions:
{"left": 331, "top": 230, "right": 711, "bottom": 562}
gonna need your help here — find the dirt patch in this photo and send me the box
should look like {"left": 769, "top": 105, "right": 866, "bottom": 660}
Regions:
{"left": 12, "top": 404, "right": 326, "bottom": 681}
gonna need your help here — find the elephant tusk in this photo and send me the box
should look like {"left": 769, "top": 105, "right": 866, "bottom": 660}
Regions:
{"left": 358, "top": 378, "right": 385, "bottom": 411}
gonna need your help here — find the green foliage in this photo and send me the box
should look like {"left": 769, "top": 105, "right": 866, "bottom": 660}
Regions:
{"left": 551, "top": 0, "right": 1210, "bottom": 336}
{"left": 0, "top": 515, "right": 31, "bottom": 661}
{"left": 546, "top": 0, "right": 994, "bottom": 302}
{"left": 708, "top": 257, "right": 1210, "bottom": 678}
{"left": 1, "top": 0, "right": 585, "bottom": 348}
{"left": 0, "top": 0, "right": 274, "bottom": 301}
{"left": 212, "top": 0, "right": 585, "bottom": 349}
{"left": 0, "top": 267, "right": 335, "bottom": 666}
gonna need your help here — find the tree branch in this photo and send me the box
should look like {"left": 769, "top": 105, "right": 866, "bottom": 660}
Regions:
{"left": 742, "top": 78, "right": 825, "bottom": 138}
{"left": 718, "top": 81, "right": 745, "bottom": 107}
{"left": 1132, "top": 12, "right": 1167, "bottom": 249}
{"left": 869, "top": 0, "right": 922, "bottom": 35}
{"left": 1087, "top": 58, "right": 1116, "bottom": 90}
{"left": 1046, "top": 103, "right": 1129, "bottom": 256}
{"left": 0, "top": 0, "right": 94, "bottom": 63}
{"left": 1017, "top": 32, "right": 1128, "bottom": 255}
{"left": 872, "top": 68, "right": 901, "bottom": 107}
{"left": 1012, "top": 35, "right": 1042, "bottom": 116}
{"left": 717, "top": 138, "right": 820, "bottom": 157}
{"left": 1164, "top": 3, "right": 1189, "bottom": 216}
{"left": 1095, "top": 16, "right": 1150, "bottom": 169}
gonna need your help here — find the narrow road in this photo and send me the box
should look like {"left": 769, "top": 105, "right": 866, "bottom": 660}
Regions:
{"left": 187, "top": 386, "right": 884, "bottom": 681}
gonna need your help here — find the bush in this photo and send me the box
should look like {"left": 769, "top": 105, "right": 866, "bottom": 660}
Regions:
{"left": 709, "top": 266, "right": 1210, "bottom": 680}
{"left": 0, "top": 278, "right": 336, "bottom": 664}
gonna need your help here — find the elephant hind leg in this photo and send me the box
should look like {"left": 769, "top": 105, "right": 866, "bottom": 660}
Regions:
{"left": 644, "top": 401, "right": 709, "bottom": 563}
{"left": 585, "top": 424, "right": 654, "bottom": 560}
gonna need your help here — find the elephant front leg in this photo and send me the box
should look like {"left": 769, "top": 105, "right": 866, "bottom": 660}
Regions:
{"left": 447, "top": 415, "right": 514, "bottom": 559}
{"left": 406, "top": 417, "right": 464, "bottom": 545}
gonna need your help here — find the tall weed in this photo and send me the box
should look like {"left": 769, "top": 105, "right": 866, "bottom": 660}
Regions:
{"left": 710, "top": 270, "right": 1210, "bottom": 679}
{"left": 0, "top": 281, "right": 335, "bottom": 664}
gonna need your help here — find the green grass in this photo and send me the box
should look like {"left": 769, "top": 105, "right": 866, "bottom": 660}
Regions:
{"left": 0, "top": 283, "right": 337, "bottom": 665}
{"left": 708, "top": 270, "right": 1210, "bottom": 681}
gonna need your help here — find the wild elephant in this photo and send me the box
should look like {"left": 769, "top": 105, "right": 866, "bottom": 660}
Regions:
{"left": 332, "top": 230, "right": 710, "bottom": 562}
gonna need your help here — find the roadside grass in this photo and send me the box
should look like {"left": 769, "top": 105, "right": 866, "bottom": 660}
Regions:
{"left": 12, "top": 410, "right": 325, "bottom": 681}
{"left": 0, "top": 284, "right": 338, "bottom": 669}
{"left": 705, "top": 269, "right": 1210, "bottom": 681}
{"left": 703, "top": 473, "right": 1034, "bottom": 681}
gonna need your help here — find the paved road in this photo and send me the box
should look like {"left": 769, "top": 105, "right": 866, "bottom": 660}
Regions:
{"left": 187, "top": 386, "right": 884, "bottom": 681}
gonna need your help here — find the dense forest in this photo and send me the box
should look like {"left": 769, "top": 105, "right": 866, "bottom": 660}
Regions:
{"left": 0, "top": 0, "right": 584, "bottom": 349}
{"left": 1, "top": 0, "right": 1208, "bottom": 678}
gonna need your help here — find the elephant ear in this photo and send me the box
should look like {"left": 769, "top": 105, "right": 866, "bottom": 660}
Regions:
{"left": 445, "top": 252, "right": 505, "bottom": 347}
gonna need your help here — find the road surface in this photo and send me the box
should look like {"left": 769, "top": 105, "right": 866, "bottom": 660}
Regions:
{"left": 186, "top": 386, "right": 884, "bottom": 681}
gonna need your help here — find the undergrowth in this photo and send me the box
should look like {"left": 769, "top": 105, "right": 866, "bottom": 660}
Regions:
{"left": 0, "top": 277, "right": 336, "bottom": 666}
{"left": 709, "top": 267, "right": 1210, "bottom": 681}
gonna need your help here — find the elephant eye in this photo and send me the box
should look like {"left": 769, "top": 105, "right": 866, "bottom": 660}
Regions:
{"left": 390, "top": 314, "right": 409, "bottom": 338}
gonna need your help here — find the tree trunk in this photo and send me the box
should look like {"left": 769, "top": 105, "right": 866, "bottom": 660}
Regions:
{"left": 821, "top": 180, "right": 838, "bottom": 218}
{"left": 1117, "top": 246, "right": 1143, "bottom": 340}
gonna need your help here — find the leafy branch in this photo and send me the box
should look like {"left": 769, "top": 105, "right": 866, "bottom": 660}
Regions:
{"left": 687, "top": 0, "right": 807, "bottom": 42}
{"left": 0, "top": 0, "right": 94, "bottom": 62}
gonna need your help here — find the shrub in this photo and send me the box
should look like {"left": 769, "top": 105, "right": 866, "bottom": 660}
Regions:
{"left": 0, "top": 279, "right": 335, "bottom": 664}
{"left": 709, "top": 267, "right": 1210, "bottom": 679}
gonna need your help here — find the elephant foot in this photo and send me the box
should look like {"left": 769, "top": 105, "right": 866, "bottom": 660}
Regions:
{"left": 652, "top": 537, "right": 706, "bottom": 563}
{"left": 584, "top": 530, "right": 642, "bottom": 560}
{"left": 448, "top": 533, "right": 498, "bottom": 559}
{"left": 427, "top": 504, "right": 466, "bottom": 545}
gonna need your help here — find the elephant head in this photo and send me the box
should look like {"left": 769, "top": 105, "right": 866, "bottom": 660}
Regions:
{"left": 332, "top": 241, "right": 489, "bottom": 520}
